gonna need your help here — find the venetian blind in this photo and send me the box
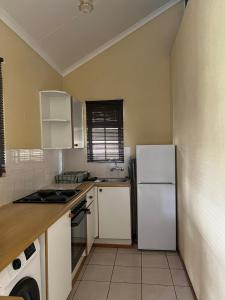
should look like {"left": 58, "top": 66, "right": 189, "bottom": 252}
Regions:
{"left": 86, "top": 100, "right": 124, "bottom": 163}
{"left": 0, "top": 57, "right": 5, "bottom": 176}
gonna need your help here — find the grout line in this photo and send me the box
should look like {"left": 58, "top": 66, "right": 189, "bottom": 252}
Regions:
{"left": 166, "top": 254, "right": 178, "bottom": 300}
{"left": 88, "top": 263, "right": 142, "bottom": 268}
{"left": 77, "top": 280, "right": 174, "bottom": 287}
{"left": 106, "top": 248, "right": 118, "bottom": 300}
{"left": 141, "top": 266, "right": 170, "bottom": 269}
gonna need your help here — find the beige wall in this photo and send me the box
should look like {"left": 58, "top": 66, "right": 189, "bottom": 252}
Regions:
{"left": 0, "top": 21, "right": 62, "bottom": 149}
{"left": 172, "top": 1, "right": 225, "bottom": 299}
{"left": 63, "top": 3, "right": 184, "bottom": 155}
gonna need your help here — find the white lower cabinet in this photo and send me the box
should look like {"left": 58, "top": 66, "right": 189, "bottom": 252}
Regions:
{"left": 47, "top": 212, "right": 71, "bottom": 300}
{"left": 86, "top": 188, "right": 98, "bottom": 255}
{"left": 98, "top": 187, "right": 131, "bottom": 240}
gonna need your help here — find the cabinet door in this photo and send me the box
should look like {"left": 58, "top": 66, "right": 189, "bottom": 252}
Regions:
{"left": 98, "top": 187, "right": 131, "bottom": 239}
{"left": 87, "top": 200, "right": 96, "bottom": 255}
{"left": 86, "top": 188, "right": 98, "bottom": 238}
{"left": 72, "top": 100, "right": 84, "bottom": 148}
{"left": 47, "top": 212, "right": 71, "bottom": 300}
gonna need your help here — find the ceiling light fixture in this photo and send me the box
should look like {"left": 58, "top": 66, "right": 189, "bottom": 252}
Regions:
{"left": 79, "top": 0, "right": 94, "bottom": 13}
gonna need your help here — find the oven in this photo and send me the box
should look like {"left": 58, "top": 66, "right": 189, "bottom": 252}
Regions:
{"left": 70, "top": 196, "right": 89, "bottom": 273}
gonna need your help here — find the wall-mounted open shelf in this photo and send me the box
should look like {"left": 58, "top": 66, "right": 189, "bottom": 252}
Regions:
{"left": 40, "top": 90, "right": 72, "bottom": 149}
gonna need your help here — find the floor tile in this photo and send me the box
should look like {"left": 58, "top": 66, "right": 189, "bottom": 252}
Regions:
{"left": 112, "top": 266, "right": 141, "bottom": 283}
{"left": 142, "top": 268, "right": 173, "bottom": 285}
{"left": 84, "top": 253, "right": 93, "bottom": 265}
{"left": 82, "top": 265, "right": 113, "bottom": 282}
{"left": 142, "top": 284, "right": 176, "bottom": 300}
{"left": 94, "top": 247, "right": 117, "bottom": 254}
{"left": 68, "top": 281, "right": 80, "bottom": 300}
{"left": 108, "top": 283, "right": 141, "bottom": 300}
{"left": 142, "top": 250, "right": 166, "bottom": 255}
{"left": 166, "top": 251, "right": 178, "bottom": 256}
{"left": 142, "top": 254, "right": 168, "bottom": 268}
{"left": 171, "top": 269, "right": 189, "bottom": 286}
{"left": 167, "top": 255, "right": 183, "bottom": 269}
{"left": 115, "top": 253, "right": 141, "bottom": 267}
{"left": 175, "top": 286, "right": 195, "bottom": 300}
{"left": 73, "top": 281, "right": 80, "bottom": 292}
{"left": 89, "top": 253, "right": 116, "bottom": 266}
{"left": 77, "top": 265, "right": 87, "bottom": 280}
{"left": 118, "top": 246, "right": 140, "bottom": 254}
{"left": 73, "top": 281, "right": 110, "bottom": 300}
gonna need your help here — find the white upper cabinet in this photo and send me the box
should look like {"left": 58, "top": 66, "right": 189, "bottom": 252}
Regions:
{"left": 40, "top": 90, "right": 72, "bottom": 149}
{"left": 72, "top": 99, "right": 84, "bottom": 149}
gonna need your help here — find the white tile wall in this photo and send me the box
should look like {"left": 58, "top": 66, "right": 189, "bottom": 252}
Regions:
{"left": 63, "top": 147, "right": 131, "bottom": 178}
{"left": 0, "top": 149, "right": 62, "bottom": 206}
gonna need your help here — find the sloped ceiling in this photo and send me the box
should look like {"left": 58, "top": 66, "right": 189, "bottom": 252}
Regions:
{"left": 0, "top": 0, "right": 182, "bottom": 75}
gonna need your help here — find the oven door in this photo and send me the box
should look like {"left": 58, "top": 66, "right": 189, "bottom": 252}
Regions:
{"left": 71, "top": 208, "right": 87, "bottom": 272}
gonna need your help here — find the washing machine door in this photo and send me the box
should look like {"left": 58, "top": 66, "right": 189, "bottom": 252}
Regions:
{"left": 9, "top": 277, "right": 40, "bottom": 300}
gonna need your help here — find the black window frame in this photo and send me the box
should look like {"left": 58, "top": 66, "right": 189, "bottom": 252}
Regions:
{"left": 0, "top": 57, "right": 5, "bottom": 177}
{"left": 86, "top": 100, "right": 124, "bottom": 163}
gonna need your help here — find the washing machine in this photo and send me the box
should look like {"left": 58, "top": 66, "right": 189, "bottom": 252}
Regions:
{"left": 0, "top": 239, "right": 42, "bottom": 299}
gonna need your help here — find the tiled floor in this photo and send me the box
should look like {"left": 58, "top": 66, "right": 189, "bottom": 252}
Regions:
{"left": 69, "top": 246, "right": 195, "bottom": 300}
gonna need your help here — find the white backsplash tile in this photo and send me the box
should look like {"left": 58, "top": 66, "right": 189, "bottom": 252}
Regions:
{"left": 0, "top": 149, "right": 62, "bottom": 207}
{"left": 63, "top": 147, "right": 131, "bottom": 178}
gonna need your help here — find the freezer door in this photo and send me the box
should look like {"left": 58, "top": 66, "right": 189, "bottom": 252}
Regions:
{"left": 136, "top": 145, "right": 175, "bottom": 184}
{"left": 137, "top": 184, "right": 176, "bottom": 250}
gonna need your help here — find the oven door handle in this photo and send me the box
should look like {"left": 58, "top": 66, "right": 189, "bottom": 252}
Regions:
{"left": 82, "top": 208, "right": 91, "bottom": 214}
{"left": 71, "top": 210, "right": 85, "bottom": 227}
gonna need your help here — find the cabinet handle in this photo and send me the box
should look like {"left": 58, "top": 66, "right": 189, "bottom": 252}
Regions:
{"left": 99, "top": 189, "right": 103, "bottom": 192}
{"left": 69, "top": 213, "right": 75, "bottom": 219}
{"left": 74, "top": 144, "right": 78, "bottom": 147}
{"left": 89, "top": 195, "right": 93, "bottom": 199}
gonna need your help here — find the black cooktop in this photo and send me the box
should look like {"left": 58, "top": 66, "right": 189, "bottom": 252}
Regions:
{"left": 13, "top": 189, "right": 81, "bottom": 204}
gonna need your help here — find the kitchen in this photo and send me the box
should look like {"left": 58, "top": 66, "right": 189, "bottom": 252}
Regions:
{"left": 0, "top": 0, "right": 224, "bottom": 300}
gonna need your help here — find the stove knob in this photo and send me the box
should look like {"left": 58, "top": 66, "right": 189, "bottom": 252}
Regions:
{"left": 12, "top": 258, "right": 22, "bottom": 270}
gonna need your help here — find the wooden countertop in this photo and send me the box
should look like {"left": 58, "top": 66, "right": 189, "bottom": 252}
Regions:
{"left": 0, "top": 182, "right": 94, "bottom": 272}
{"left": 0, "top": 180, "right": 130, "bottom": 272}
{"left": 0, "top": 297, "right": 23, "bottom": 300}
{"left": 95, "top": 181, "right": 130, "bottom": 187}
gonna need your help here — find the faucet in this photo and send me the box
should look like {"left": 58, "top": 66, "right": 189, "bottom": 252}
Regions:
{"left": 110, "top": 162, "right": 124, "bottom": 172}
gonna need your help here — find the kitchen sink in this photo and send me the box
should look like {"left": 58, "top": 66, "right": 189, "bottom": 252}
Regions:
{"left": 95, "top": 178, "right": 129, "bottom": 183}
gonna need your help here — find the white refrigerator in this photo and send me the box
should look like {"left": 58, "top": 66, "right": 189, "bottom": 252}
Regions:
{"left": 136, "top": 145, "right": 176, "bottom": 250}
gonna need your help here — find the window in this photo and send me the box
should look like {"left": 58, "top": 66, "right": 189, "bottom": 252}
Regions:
{"left": 86, "top": 100, "right": 124, "bottom": 163}
{"left": 0, "top": 57, "right": 5, "bottom": 177}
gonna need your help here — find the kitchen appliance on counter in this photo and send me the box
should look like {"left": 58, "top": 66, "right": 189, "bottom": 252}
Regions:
{"left": 13, "top": 189, "right": 81, "bottom": 204}
{"left": 70, "top": 196, "right": 89, "bottom": 275}
{"left": 55, "top": 171, "right": 89, "bottom": 184}
{"left": 0, "top": 240, "right": 42, "bottom": 299}
{"left": 136, "top": 145, "right": 176, "bottom": 251}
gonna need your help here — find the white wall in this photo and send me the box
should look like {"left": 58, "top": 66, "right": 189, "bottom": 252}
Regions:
{"left": 0, "top": 149, "right": 62, "bottom": 206}
{"left": 63, "top": 147, "right": 131, "bottom": 178}
{"left": 172, "top": 0, "right": 225, "bottom": 299}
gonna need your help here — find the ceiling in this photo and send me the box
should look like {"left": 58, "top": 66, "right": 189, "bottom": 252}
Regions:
{"left": 0, "top": 0, "right": 181, "bottom": 75}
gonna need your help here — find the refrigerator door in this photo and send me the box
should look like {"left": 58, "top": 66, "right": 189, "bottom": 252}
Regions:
{"left": 137, "top": 183, "right": 176, "bottom": 250}
{"left": 136, "top": 145, "right": 175, "bottom": 184}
